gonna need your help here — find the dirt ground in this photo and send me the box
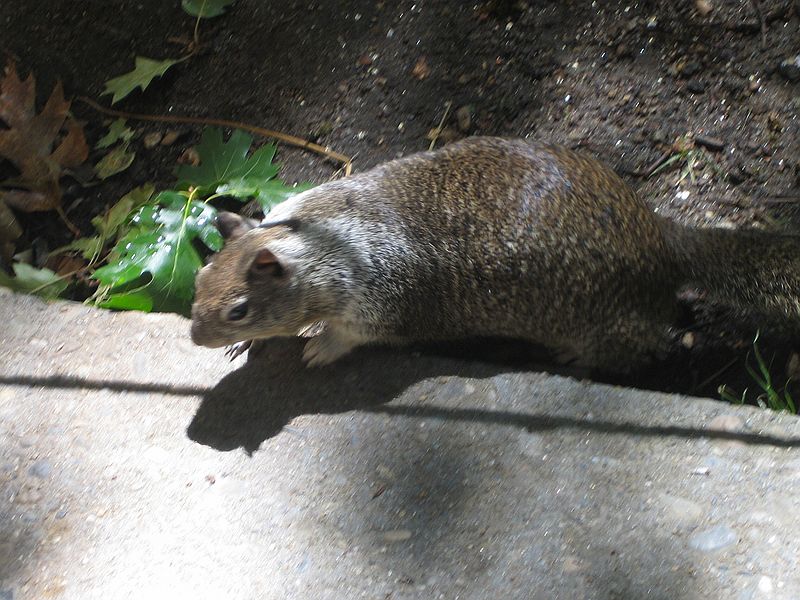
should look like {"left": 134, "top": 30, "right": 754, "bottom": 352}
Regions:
{"left": 2, "top": 0, "right": 800, "bottom": 398}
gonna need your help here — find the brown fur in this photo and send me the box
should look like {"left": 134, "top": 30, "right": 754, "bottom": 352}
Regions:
{"left": 190, "top": 137, "right": 800, "bottom": 370}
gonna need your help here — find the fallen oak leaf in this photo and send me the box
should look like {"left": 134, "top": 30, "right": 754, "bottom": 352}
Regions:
{"left": 0, "top": 62, "right": 88, "bottom": 226}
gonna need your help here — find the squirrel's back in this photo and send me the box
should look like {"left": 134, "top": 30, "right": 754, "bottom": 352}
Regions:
{"left": 192, "top": 137, "right": 798, "bottom": 370}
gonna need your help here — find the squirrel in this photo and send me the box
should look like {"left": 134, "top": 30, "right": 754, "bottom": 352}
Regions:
{"left": 190, "top": 137, "right": 800, "bottom": 370}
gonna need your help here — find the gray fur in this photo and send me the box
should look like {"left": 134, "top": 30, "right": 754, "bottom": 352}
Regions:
{"left": 190, "top": 137, "right": 800, "bottom": 370}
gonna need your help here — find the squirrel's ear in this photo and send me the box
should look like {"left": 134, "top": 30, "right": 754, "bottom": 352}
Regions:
{"left": 250, "top": 248, "right": 285, "bottom": 277}
{"left": 217, "top": 212, "right": 259, "bottom": 241}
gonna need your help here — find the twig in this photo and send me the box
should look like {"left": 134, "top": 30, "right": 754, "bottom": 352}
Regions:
{"left": 629, "top": 150, "right": 672, "bottom": 178}
{"left": 749, "top": 0, "right": 768, "bottom": 47}
{"left": 55, "top": 205, "right": 80, "bottom": 237}
{"left": 693, "top": 356, "right": 739, "bottom": 396}
{"left": 77, "top": 97, "right": 353, "bottom": 176}
{"left": 428, "top": 100, "right": 453, "bottom": 151}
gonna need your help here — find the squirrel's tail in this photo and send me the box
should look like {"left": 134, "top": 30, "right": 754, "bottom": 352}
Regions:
{"left": 671, "top": 223, "right": 800, "bottom": 325}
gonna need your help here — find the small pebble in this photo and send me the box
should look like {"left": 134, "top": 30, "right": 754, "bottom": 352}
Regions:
{"left": 383, "top": 529, "right": 412, "bottom": 542}
{"left": 694, "top": 0, "right": 713, "bottom": 16}
{"left": 143, "top": 132, "right": 162, "bottom": 148}
{"left": 160, "top": 130, "right": 181, "bottom": 146}
{"left": 456, "top": 105, "right": 472, "bottom": 132}
{"left": 778, "top": 56, "right": 800, "bottom": 82}
{"left": 28, "top": 459, "right": 52, "bottom": 479}
{"left": 681, "top": 332, "right": 695, "bottom": 349}
{"left": 686, "top": 79, "right": 705, "bottom": 94}
{"left": 688, "top": 524, "right": 737, "bottom": 552}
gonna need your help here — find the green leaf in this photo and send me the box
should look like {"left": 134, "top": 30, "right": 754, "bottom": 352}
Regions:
{"left": 176, "top": 129, "right": 277, "bottom": 191}
{"left": 92, "top": 191, "right": 221, "bottom": 315}
{"left": 181, "top": 0, "right": 236, "bottom": 18}
{"left": 0, "top": 263, "right": 68, "bottom": 299}
{"left": 92, "top": 184, "right": 155, "bottom": 240}
{"left": 95, "top": 143, "right": 136, "bottom": 179}
{"left": 96, "top": 118, "right": 134, "bottom": 149}
{"left": 102, "top": 57, "right": 179, "bottom": 104}
{"left": 54, "top": 236, "right": 103, "bottom": 261}
{"left": 176, "top": 127, "right": 313, "bottom": 210}
{"left": 218, "top": 179, "right": 314, "bottom": 212}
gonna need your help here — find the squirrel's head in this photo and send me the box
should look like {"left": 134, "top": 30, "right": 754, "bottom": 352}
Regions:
{"left": 190, "top": 211, "right": 328, "bottom": 348}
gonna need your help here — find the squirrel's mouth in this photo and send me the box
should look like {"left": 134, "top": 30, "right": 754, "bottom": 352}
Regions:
{"left": 189, "top": 321, "right": 230, "bottom": 348}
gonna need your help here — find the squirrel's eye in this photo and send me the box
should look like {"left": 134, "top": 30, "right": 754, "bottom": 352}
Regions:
{"left": 225, "top": 299, "right": 249, "bottom": 322}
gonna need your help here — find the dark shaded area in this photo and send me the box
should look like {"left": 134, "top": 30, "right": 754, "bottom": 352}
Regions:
{"left": 183, "top": 338, "right": 800, "bottom": 452}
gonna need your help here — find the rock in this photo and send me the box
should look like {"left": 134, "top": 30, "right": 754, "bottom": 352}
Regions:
{"left": 28, "top": 459, "right": 52, "bottom": 479}
{"left": 686, "top": 79, "right": 706, "bottom": 94}
{"left": 383, "top": 529, "right": 412, "bottom": 542}
{"left": 778, "top": 56, "right": 800, "bottom": 82}
{"left": 0, "top": 588, "right": 13, "bottom": 600}
{"left": 694, "top": 0, "right": 713, "bottom": 16}
{"left": 694, "top": 134, "right": 725, "bottom": 152}
{"left": 456, "top": 106, "right": 472, "bottom": 132}
{"left": 689, "top": 524, "right": 737, "bottom": 552}
{"left": 143, "top": 132, "right": 162, "bottom": 149}
{"left": 680, "top": 61, "right": 703, "bottom": 78}
{"left": 160, "top": 130, "right": 182, "bottom": 146}
{"left": 708, "top": 414, "right": 743, "bottom": 432}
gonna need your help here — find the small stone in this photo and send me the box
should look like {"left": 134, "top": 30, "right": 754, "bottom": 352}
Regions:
{"left": 681, "top": 332, "right": 695, "bottom": 349}
{"left": 694, "top": 0, "right": 713, "bottom": 16}
{"left": 55, "top": 508, "right": 68, "bottom": 519}
{"left": 143, "top": 132, "right": 162, "bottom": 148}
{"left": 708, "top": 414, "right": 743, "bottom": 432}
{"left": 688, "top": 524, "right": 737, "bottom": 552}
{"left": 177, "top": 147, "right": 200, "bottom": 166}
{"left": 383, "top": 529, "right": 412, "bottom": 542}
{"left": 686, "top": 79, "right": 705, "bottom": 94}
{"left": 160, "top": 130, "right": 181, "bottom": 146}
{"left": 0, "top": 588, "right": 12, "bottom": 600}
{"left": 28, "top": 459, "right": 52, "bottom": 479}
{"left": 778, "top": 56, "right": 800, "bottom": 82}
{"left": 455, "top": 106, "right": 472, "bottom": 132}
{"left": 680, "top": 61, "right": 703, "bottom": 78}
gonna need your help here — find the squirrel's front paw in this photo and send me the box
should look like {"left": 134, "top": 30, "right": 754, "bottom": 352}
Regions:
{"left": 302, "top": 332, "right": 357, "bottom": 367}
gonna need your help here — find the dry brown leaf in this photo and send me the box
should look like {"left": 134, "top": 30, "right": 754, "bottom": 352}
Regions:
{"left": 411, "top": 56, "right": 431, "bottom": 80}
{"left": 0, "top": 62, "right": 88, "bottom": 213}
{"left": 0, "top": 200, "right": 22, "bottom": 263}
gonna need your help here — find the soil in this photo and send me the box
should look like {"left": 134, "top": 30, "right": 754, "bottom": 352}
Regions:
{"left": 2, "top": 0, "right": 800, "bottom": 400}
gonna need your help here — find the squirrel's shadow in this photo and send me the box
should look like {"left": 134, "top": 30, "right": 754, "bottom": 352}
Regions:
{"left": 187, "top": 337, "right": 556, "bottom": 453}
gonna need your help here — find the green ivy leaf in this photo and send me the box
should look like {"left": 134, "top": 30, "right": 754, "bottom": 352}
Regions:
{"left": 176, "top": 127, "right": 312, "bottom": 210}
{"left": 0, "top": 263, "right": 67, "bottom": 299}
{"left": 181, "top": 0, "right": 236, "bottom": 18}
{"left": 92, "top": 191, "right": 221, "bottom": 315}
{"left": 95, "top": 143, "right": 136, "bottom": 179}
{"left": 102, "top": 57, "right": 179, "bottom": 104}
{"left": 95, "top": 118, "right": 134, "bottom": 149}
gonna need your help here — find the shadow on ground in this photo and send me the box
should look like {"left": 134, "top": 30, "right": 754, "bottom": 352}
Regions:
{"left": 185, "top": 337, "right": 800, "bottom": 454}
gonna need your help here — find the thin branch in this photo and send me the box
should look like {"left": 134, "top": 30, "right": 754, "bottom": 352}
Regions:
{"left": 78, "top": 97, "right": 353, "bottom": 176}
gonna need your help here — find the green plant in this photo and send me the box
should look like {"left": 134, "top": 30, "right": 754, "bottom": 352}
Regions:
{"left": 102, "top": 1, "right": 238, "bottom": 104}
{"left": 718, "top": 331, "right": 797, "bottom": 414}
{"left": 651, "top": 135, "right": 725, "bottom": 185}
{"left": 82, "top": 127, "right": 310, "bottom": 316}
